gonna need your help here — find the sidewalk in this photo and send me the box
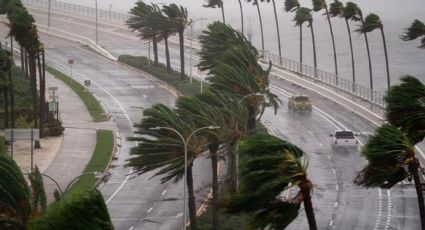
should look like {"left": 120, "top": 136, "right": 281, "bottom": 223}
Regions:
{"left": 18, "top": 70, "right": 115, "bottom": 202}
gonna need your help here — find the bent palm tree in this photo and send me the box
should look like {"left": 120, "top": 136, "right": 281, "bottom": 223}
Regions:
{"left": 127, "top": 104, "right": 205, "bottom": 230}
{"left": 312, "top": 0, "right": 338, "bottom": 76}
{"left": 357, "top": 13, "right": 390, "bottom": 91}
{"left": 258, "top": 0, "right": 282, "bottom": 64}
{"left": 247, "top": 0, "right": 265, "bottom": 55}
{"left": 203, "top": 0, "right": 225, "bottom": 23}
{"left": 385, "top": 76, "right": 425, "bottom": 145}
{"left": 355, "top": 124, "right": 425, "bottom": 230}
{"left": 401, "top": 19, "right": 425, "bottom": 48}
{"left": 294, "top": 7, "right": 316, "bottom": 76}
{"left": 229, "top": 134, "right": 317, "bottom": 230}
{"left": 163, "top": 4, "right": 189, "bottom": 80}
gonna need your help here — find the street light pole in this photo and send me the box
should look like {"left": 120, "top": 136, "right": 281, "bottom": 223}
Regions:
{"left": 48, "top": 0, "right": 51, "bottom": 28}
{"left": 94, "top": 0, "right": 98, "bottom": 44}
{"left": 189, "top": 17, "right": 207, "bottom": 84}
{"left": 150, "top": 125, "right": 219, "bottom": 229}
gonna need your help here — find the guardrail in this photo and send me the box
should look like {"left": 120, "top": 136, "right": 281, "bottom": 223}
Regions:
{"left": 261, "top": 51, "right": 386, "bottom": 109}
{"left": 22, "top": 0, "right": 129, "bottom": 24}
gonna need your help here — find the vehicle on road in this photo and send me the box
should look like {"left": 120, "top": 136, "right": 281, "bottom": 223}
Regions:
{"left": 288, "top": 95, "right": 312, "bottom": 112}
{"left": 330, "top": 130, "right": 358, "bottom": 148}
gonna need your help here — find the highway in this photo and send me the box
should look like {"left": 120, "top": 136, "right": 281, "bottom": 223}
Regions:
{"left": 0, "top": 5, "right": 421, "bottom": 229}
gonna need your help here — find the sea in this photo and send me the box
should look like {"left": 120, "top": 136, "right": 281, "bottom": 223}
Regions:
{"left": 63, "top": 0, "right": 425, "bottom": 92}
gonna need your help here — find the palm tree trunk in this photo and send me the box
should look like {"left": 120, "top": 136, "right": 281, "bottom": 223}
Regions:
{"left": 220, "top": 2, "right": 225, "bottom": 24}
{"left": 272, "top": 0, "right": 282, "bottom": 65}
{"left": 255, "top": 1, "right": 265, "bottom": 55}
{"left": 325, "top": 7, "right": 338, "bottom": 76}
{"left": 299, "top": 25, "right": 303, "bottom": 73}
{"left": 152, "top": 36, "right": 159, "bottom": 66}
{"left": 178, "top": 31, "right": 185, "bottom": 80}
{"left": 410, "top": 158, "right": 425, "bottom": 230}
{"left": 380, "top": 27, "right": 390, "bottom": 91}
{"left": 37, "top": 51, "right": 45, "bottom": 138}
{"left": 187, "top": 164, "right": 198, "bottom": 230}
{"left": 210, "top": 143, "right": 220, "bottom": 230}
{"left": 247, "top": 106, "right": 256, "bottom": 134}
{"left": 310, "top": 22, "right": 317, "bottom": 78}
{"left": 300, "top": 181, "right": 317, "bottom": 230}
{"left": 9, "top": 38, "right": 15, "bottom": 129}
{"left": 361, "top": 16, "right": 373, "bottom": 99}
{"left": 238, "top": 0, "right": 244, "bottom": 34}
{"left": 164, "top": 36, "right": 171, "bottom": 73}
{"left": 20, "top": 46, "right": 24, "bottom": 72}
{"left": 3, "top": 74, "right": 9, "bottom": 128}
{"left": 345, "top": 19, "right": 356, "bottom": 91}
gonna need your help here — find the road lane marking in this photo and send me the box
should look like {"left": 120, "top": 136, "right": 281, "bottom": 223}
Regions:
{"left": 128, "top": 227, "right": 135, "bottom": 230}
{"left": 161, "top": 190, "right": 167, "bottom": 196}
{"left": 146, "top": 207, "right": 153, "bottom": 213}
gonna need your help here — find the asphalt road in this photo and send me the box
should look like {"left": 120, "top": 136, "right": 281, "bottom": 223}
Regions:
{"left": 1, "top": 7, "right": 421, "bottom": 230}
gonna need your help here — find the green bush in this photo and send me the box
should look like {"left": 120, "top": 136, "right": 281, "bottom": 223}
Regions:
{"left": 119, "top": 55, "right": 208, "bottom": 96}
{"left": 44, "top": 120, "right": 64, "bottom": 137}
{"left": 30, "top": 189, "right": 113, "bottom": 230}
{"left": 0, "top": 136, "right": 6, "bottom": 155}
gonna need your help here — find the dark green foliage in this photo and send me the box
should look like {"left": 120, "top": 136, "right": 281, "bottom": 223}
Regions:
{"left": 385, "top": 76, "right": 425, "bottom": 144}
{"left": 30, "top": 189, "right": 113, "bottom": 230}
{"left": 311, "top": 0, "right": 325, "bottom": 12}
{"left": 294, "top": 7, "right": 312, "bottom": 27}
{"left": 203, "top": 0, "right": 223, "bottom": 8}
{"left": 343, "top": 2, "right": 361, "bottom": 21}
{"left": 401, "top": 20, "right": 425, "bottom": 48}
{"left": 0, "top": 136, "right": 6, "bottom": 155}
{"left": 329, "top": 0, "right": 343, "bottom": 17}
{"left": 355, "top": 124, "right": 414, "bottom": 188}
{"left": 44, "top": 120, "right": 64, "bottom": 137}
{"left": 28, "top": 166, "right": 46, "bottom": 215}
{"left": 0, "top": 154, "right": 32, "bottom": 229}
{"left": 284, "top": 0, "right": 300, "bottom": 12}
{"left": 356, "top": 13, "right": 382, "bottom": 33}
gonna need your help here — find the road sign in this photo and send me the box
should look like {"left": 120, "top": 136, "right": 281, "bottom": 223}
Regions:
{"left": 49, "top": 101, "right": 58, "bottom": 111}
{"left": 84, "top": 80, "right": 91, "bottom": 87}
{"left": 4, "top": 129, "right": 40, "bottom": 141}
{"left": 68, "top": 59, "right": 74, "bottom": 65}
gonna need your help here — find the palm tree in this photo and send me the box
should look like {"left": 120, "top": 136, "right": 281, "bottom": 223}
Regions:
{"left": 384, "top": 76, "right": 425, "bottom": 145}
{"left": 163, "top": 4, "right": 189, "bottom": 80}
{"left": 356, "top": 13, "right": 390, "bottom": 91}
{"left": 401, "top": 20, "right": 425, "bottom": 48}
{"left": 312, "top": 0, "right": 338, "bottom": 76}
{"left": 330, "top": 0, "right": 356, "bottom": 89}
{"left": 0, "top": 48, "right": 11, "bottom": 128}
{"left": 176, "top": 90, "right": 248, "bottom": 230}
{"left": 0, "top": 154, "right": 32, "bottom": 229}
{"left": 127, "top": 1, "right": 160, "bottom": 65}
{"left": 155, "top": 4, "right": 175, "bottom": 73}
{"left": 258, "top": 0, "right": 282, "bottom": 64}
{"left": 247, "top": 0, "right": 265, "bottom": 55}
{"left": 347, "top": 2, "right": 374, "bottom": 97}
{"left": 198, "top": 22, "right": 257, "bottom": 74}
{"left": 355, "top": 124, "right": 425, "bottom": 230}
{"left": 229, "top": 134, "right": 317, "bottom": 230}
{"left": 285, "top": 0, "right": 300, "bottom": 12}
{"left": 127, "top": 104, "right": 206, "bottom": 230}
{"left": 203, "top": 0, "right": 225, "bottom": 23}
{"left": 294, "top": 7, "right": 316, "bottom": 76}
{"left": 238, "top": 0, "right": 244, "bottom": 34}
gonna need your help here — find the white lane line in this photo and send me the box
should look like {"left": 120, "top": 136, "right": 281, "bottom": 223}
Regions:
{"left": 146, "top": 207, "right": 153, "bottom": 213}
{"left": 161, "top": 190, "right": 167, "bottom": 196}
{"left": 336, "top": 184, "right": 339, "bottom": 191}
{"left": 329, "top": 220, "right": 334, "bottom": 227}
{"left": 128, "top": 227, "right": 135, "bottom": 230}
{"left": 332, "top": 168, "right": 336, "bottom": 175}
{"left": 334, "top": 202, "right": 338, "bottom": 208}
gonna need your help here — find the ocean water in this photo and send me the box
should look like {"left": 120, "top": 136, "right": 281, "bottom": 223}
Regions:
{"left": 64, "top": 0, "right": 425, "bottom": 92}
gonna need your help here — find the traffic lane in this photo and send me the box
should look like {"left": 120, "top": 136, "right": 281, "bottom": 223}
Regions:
{"left": 262, "top": 87, "right": 380, "bottom": 229}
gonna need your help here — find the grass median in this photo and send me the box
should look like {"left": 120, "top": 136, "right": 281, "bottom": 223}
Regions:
{"left": 46, "top": 66, "right": 108, "bottom": 122}
{"left": 118, "top": 55, "right": 209, "bottom": 96}
{"left": 67, "top": 129, "right": 114, "bottom": 194}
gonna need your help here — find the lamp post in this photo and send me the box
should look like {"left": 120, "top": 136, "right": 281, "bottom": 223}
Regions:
{"left": 189, "top": 17, "right": 207, "bottom": 84}
{"left": 94, "top": 0, "right": 98, "bottom": 44}
{"left": 150, "top": 125, "right": 219, "bottom": 229}
{"left": 48, "top": 0, "right": 51, "bottom": 28}
{"left": 234, "top": 92, "right": 266, "bottom": 191}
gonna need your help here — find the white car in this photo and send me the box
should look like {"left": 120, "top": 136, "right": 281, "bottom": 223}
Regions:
{"left": 330, "top": 130, "right": 358, "bottom": 148}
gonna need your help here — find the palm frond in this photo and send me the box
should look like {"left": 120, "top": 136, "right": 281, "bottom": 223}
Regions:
{"left": 355, "top": 13, "right": 382, "bottom": 33}
{"left": 329, "top": 0, "right": 343, "bottom": 17}
{"left": 293, "top": 7, "right": 312, "bottom": 27}
{"left": 284, "top": 0, "right": 300, "bottom": 12}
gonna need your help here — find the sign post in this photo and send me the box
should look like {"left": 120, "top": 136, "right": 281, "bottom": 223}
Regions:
{"left": 68, "top": 59, "right": 74, "bottom": 86}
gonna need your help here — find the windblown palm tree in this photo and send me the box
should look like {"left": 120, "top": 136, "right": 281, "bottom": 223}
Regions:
{"left": 355, "top": 124, "right": 425, "bottom": 230}
{"left": 229, "top": 134, "right": 317, "bottom": 230}
{"left": 258, "top": 0, "right": 283, "bottom": 64}
{"left": 347, "top": 2, "right": 374, "bottom": 97}
{"left": 162, "top": 4, "right": 189, "bottom": 80}
{"left": 385, "top": 76, "right": 425, "bottom": 145}
{"left": 203, "top": 0, "right": 225, "bottom": 23}
{"left": 330, "top": 0, "right": 356, "bottom": 89}
{"left": 312, "top": 0, "right": 338, "bottom": 76}
{"left": 294, "top": 7, "right": 317, "bottom": 76}
{"left": 401, "top": 19, "right": 425, "bottom": 48}
{"left": 284, "top": 0, "right": 300, "bottom": 12}
{"left": 176, "top": 90, "right": 248, "bottom": 230}
{"left": 356, "top": 13, "right": 390, "bottom": 91}
{"left": 126, "top": 1, "right": 161, "bottom": 65}
{"left": 127, "top": 104, "right": 206, "bottom": 230}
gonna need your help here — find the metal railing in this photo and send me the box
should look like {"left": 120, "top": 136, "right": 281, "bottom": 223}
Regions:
{"left": 261, "top": 51, "right": 386, "bottom": 109}
{"left": 22, "top": 0, "right": 129, "bottom": 24}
